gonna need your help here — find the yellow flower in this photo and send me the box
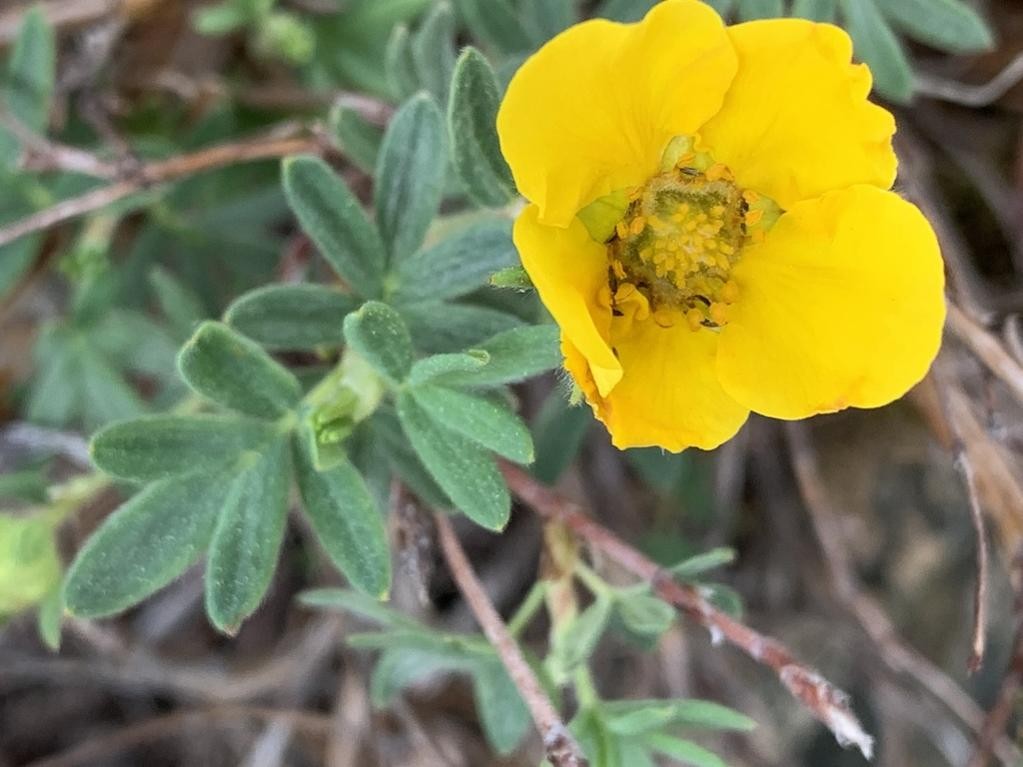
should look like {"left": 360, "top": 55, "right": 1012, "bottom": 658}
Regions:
{"left": 497, "top": 0, "right": 945, "bottom": 452}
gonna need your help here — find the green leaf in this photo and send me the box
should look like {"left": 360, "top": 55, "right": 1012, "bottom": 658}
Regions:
{"left": 299, "top": 587, "right": 416, "bottom": 628}
{"left": 643, "top": 733, "right": 726, "bottom": 767}
{"left": 350, "top": 626, "right": 487, "bottom": 656}
{"left": 225, "top": 283, "right": 357, "bottom": 349}
{"left": 282, "top": 155, "right": 386, "bottom": 298}
{"left": 618, "top": 744, "right": 658, "bottom": 767}
{"left": 410, "top": 385, "right": 533, "bottom": 463}
{"left": 604, "top": 699, "right": 755, "bottom": 735}
{"left": 329, "top": 103, "right": 383, "bottom": 175}
{"left": 791, "top": 0, "right": 837, "bottom": 21}
{"left": 396, "top": 391, "right": 510, "bottom": 530}
{"left": 393, "top": 219, "right": 517, "bottom": 303}
{"left": 385, "top": 24, "right": 419, "bottom": 100}
{"left": 0, "top": 512, "right": 60, "bottom": 617}
{"left": 568, "top": 708, "right": 619, "bottom": 767}
{"left": 432, "top": 324, "right": 561, "bottom": 387}
{"left": 700, "top": 583, "right": 744, "bottom": 619}
{"left": 448, "top": 48, "right": 516, "bottom": 208}
{"left": 408, "top": 350, "right": 489, "bottom": 386}
{"left": 90, "top": 415, "right": 275, "bottom": 483}
{"left": 551, "top": 596, "right": 613, "bottom": 673}
{"left": 205, "top": 439, "right": 291, "bottom": 633}
{"left": 25, "top": 329, "right": 80, "bottom": 426}
{"left": 77, "top": 344, "right": 148, "bottom": 430}
{"left": 623, "top": 451, "right": 674, "bottom": 497}
{"left": 371, "top": 646, "right": 466, "bottom": 706}
{"left": 149, "top": 267, "right": 206, "bottom": 340}
{"left": 595, "top": 0, "right": 657, "bottom": 22}
{"left": 614, "top": 593, "right": 675, "bottom": 638}
{"left": 370, "top": 409, "right": 451, "bottom": 508}
{"left": 3, "top": 7, "right": 55, "bottom": 149}
{"left": 178, "top": 321, "right": 302, "bottom": 419}
{"left": 880, "top": 0, "right": 994, "bottom": 53}
{"left": 294, "top": 436, "right": 391, "bottom": 597}
{"left": 737, "top": 0, "right": 782, "bottom": 20}
{"left": 399, "top": 302, "right": 523, "bottom": 354}
{"left": 604, "top": 704, "right": 680, "bottom": 737}
{"left": 0, "top": 238, "right": 38, "bottom": 299}
{"left": 374, "top": 94, "right": 447, "bottom": 265}
{"left": 472, "top": 659, "right": 531, "bottom": 754}
{"left": 259, "top": 11, "right": 316, "bottom": 65}
{"left": 839, "top": 0, "right": 914, "bottom": 102}
{"left": 670, "top": 548, "right": 736, "bottom": 580}
{"left": 666, "top": 700, "right": 756, "bottom": 731}
{"left": 489, "top": 266, "right": 532, "bottom": 290}
{"left": 454, "top": 0, "right": 533, "bottom": 52}
{"left": 342, "top": 301, "right": 413, "bottom": 384}
{"left": 532, "top": 393, "right": 590, "bottom": 485}
{"left": 64, "top": 473, "right": 229, "bottom": 618}
{"left": 90, "top": 310, "right": 178, "bottom": 381}
{"left": 192, "top": 4, "right": 247, "bottom": 35}
{"left": 412, "top": 1, "right": 456, "bottom": 102}
{"left": 520, "top": 0, "right": 574, "bottom": 45}
{"left": 0, "top": 467, "right": 48, "bottom": 504}
{"left": 37, "top": 585, "right": 63, "bottom": 651}
{"left": 318, "top": 0, "right": 433, "bottom": 95}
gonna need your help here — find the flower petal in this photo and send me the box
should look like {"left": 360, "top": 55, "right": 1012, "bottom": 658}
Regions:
{"left": 497, "top": 0, "right": 737, "bottom": 227}
{"left": 514, "top": 204, "right": 622, "bottom": 396}
{"left": 717, "top": 185, "right": 945, "bottom": 420}
{"left": 567, "top": 322, "right": 749, "bottom": 452}
{"left": 699, "top": 19, "right": 897, "bottom": 209}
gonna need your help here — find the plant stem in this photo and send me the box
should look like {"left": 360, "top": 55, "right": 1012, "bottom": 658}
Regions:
{"left": 573, "top": 666, "right": 599, "bottom": 710}
{"left": 500, "top": 460, "right": 875, "bottom": 761}
{"left": 0, "top": 126, "right": 326, "bottom": 250}
{"left": 573, "top": 562, "right": 612, "bottom": 599}
{"left": 507, "top": 580, "right": 548, "bottom": 639}
{"left": 433, "top": 511, "right": 589, "bottom": 767}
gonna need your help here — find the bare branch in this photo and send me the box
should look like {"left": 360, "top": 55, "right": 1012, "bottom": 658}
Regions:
{"left": 499, "top": 461, "right": 875, "bottom": 761}
{"left": 968, "top": 550, "right": 1023, "bottom": 767}
{"left": 26, "top": 704, "right": 331, "bottom": 767}
{"left": 0, "top": 104, "right": 119, "bottom": 179}
{"left": 785, "top": 422, "right": 1020, "bottom": 767}
{"left": 434, "top": 511, "right": 589, "bottom": 767}
{"left": 0, "top": 126, "right": 326, "bottom": 250}
{"left": 930, "top": 357, "right": 991, "bottom": 673}
{"left": 916, "top": 52, "right": 1023, "bottom": 108}
{"left": 947, "top": 302, "right": 1023, "bottom": 406}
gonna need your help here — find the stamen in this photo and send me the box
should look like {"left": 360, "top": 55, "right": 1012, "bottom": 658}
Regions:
{"left": 604, "top": 145, "right": 778, "bottom": 332}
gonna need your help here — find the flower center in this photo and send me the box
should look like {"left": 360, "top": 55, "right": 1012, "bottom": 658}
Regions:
{"left": 597, "top": 150, "right": 778, "bottom": 332}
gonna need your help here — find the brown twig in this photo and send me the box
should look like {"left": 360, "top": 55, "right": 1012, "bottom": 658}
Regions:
{"left": 932, "top": 359, "right": 991, "bottom": 674}
{"left": 784, "top": 422, "right": 1020, "bottom": 767}
{"left": 968, "top": 550, "right": 1023, "bottom": 767}
{"left": 1, "top": 617, "right": 342, "bottom": 703}
{"left": 915, "top": 52, "right": 1023, "bottom": 108}
{"left": 0, "top": 125, "right": 326, "bottom": 250}
{"left": 25, "top": 704, "right": 331, "bottom": 767}
{"left": 963, "top": 448, "right": 992, "bottom": 672}
{"left": 433, "top": 511, "right": 589, "bottom": 767}
{"left": 499, "top": 462, "right": 875, "bottom": 760}
{"left": 0, "top": 104, "right": 119, "bottom": 178}
{"left": 947, "top": 302, "right": 1023, "bottom": 406}
{"left": 0, "top": 0, "right": 119, "bottom": 45}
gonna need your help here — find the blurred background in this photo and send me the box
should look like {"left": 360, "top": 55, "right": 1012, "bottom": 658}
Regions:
{"left": 2, "top": 0, "right": 1023, "bottom": 765}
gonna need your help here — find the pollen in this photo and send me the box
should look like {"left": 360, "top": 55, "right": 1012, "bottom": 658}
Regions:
{"left": 606, "top": 153, "right": 774, "bottom": 331}
{"left": 705, "top": 163, "right": 733, "bottom": 182}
